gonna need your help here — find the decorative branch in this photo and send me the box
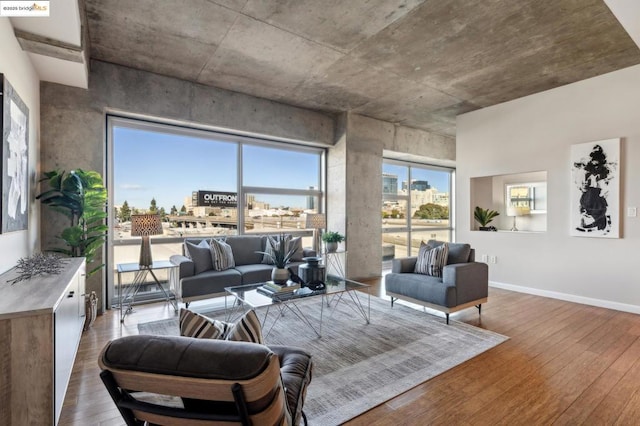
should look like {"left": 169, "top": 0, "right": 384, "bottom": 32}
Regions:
{"left": 8, "top": 253, "right": 67, "bottom": 285}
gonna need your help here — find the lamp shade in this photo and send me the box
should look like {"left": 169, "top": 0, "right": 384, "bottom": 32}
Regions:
{"left": 130, "top": 214, "right": 163, "bottom": 236}
{"left": 507, "top": 206, "right": 531, "bottom": 217}
{"left": 305, "top": 213, "right": 326, "bottom": 229}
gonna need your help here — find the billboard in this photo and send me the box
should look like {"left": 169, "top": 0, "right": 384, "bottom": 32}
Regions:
{"left": 193, "top": 191, "right": 238, "bottom": 207}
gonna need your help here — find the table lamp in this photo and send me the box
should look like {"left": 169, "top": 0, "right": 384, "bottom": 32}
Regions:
{"left": 305, "top": 213, "right": 326, "bottom": 253}
{"left": 508, "top": 206, "right": 530, "bottom": 231}
{"left": 130, "top": 214, "right": 163, "bottom": 267}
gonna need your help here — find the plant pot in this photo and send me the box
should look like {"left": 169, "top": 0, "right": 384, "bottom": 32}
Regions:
{"left": 271, "top": 267, "right": 289, "bottom": 285}
{"left": 326, "top": 242, "right": 338, "bottom": 253}
{"left": 479, "top": 226, "right": 491, "bottom": 231}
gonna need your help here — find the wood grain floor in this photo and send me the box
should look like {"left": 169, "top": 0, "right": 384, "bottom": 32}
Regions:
{"left": 59, "top": 280, "right": 640, "bottom": 425}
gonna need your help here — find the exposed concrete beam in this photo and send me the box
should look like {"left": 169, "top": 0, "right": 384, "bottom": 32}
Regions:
{"left": 14, "top": 29, "right": 85, "bottom": 63}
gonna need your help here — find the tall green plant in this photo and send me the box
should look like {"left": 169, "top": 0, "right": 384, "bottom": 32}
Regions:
{"left": 36, "top": 169, "right": 108, "bottom": 275}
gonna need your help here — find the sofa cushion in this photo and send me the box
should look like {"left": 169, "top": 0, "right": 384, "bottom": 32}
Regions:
{"left": 210, "top": 238, "right": 235, "bottom": 271}
{"left": 427, "top": 240, "right": 471, "bottom": 264}
{"left": 185, "top": 239, "right": 214, "bottom": 274}
{"left": 235, "top": 264, "right": 274, "bottom": 284}
{"left": 385, "top": 272, "right": 457, "bottom": 307}
{"left": 179, "top": 308, "right": 230, "bottom": 339}
{"left": 415, "top": 243, "right": 449, "bottom": 277}
{"left": 180, "top": 268, "right": 242, "bottom": 299}
{"left": 226, "top": 235, "right": 265, "bottom": 265}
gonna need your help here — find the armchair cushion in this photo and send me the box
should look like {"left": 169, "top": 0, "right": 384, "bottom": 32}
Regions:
{"left": 427, "top": 239, "right": 471, "bottom": 264}
{"left": 270, "top": 345, "right": 313, "bottom": 423}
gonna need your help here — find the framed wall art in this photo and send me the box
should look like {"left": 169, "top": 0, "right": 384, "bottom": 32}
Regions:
{"left": 570, "top": 138, "right": 620, "bottom": 238}
{"left": 1, "top": 74, "right": 29, "bottom": 233}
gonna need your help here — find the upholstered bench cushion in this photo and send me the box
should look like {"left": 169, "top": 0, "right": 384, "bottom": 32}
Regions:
{"left": 269, "top": 345, "right": 313, "bottom": 424}
{"left": 100, "top": 335, "right": 271, "bottom": 380}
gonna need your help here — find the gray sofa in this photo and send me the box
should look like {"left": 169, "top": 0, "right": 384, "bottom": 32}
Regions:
{"left": 385, "top": 240, "right": 488, "bottom": 324}
{"left": 169, "top": 235, "right": 315, "bottom": 306}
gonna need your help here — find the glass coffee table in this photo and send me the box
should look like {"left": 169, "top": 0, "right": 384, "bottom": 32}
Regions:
{"left": 225, "top": 275, "right": 370, "bottom": 338}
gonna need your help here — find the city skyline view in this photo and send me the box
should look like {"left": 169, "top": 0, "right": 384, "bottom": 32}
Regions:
{"left": 113, "top": 126, "right": 321, "bottom": 211}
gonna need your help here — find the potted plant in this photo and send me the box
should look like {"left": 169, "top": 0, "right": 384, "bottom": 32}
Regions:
{"left": 322, "top": 231, "right": 345, "bottom": 253}
{"left": 256, "top": 233, "right": 297, "bottom": 284}
{"left": 36, "top": 169, "right": 108, "bottom": 275}
{"left": 474, "top": 206, "right": 500, "bottom": 231}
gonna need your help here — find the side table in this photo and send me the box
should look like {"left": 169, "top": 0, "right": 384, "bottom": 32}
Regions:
{"left": 117, "top": 260, "right": 178, "bottom": 323}
{"left": 323, "top": 249, "right": 346, "bottom": 278}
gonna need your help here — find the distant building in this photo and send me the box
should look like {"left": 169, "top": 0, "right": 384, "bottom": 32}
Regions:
{"left": 306, "top": 186, "right": 316, "bottom": 210}
{"left": 382, "top": 173, "right": 398, "bottom": 195}
{"left": 401, "top": 179, "right": 431, "bottom": 191}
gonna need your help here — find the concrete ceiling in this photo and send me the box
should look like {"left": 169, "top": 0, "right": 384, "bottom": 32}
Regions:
{"left": 9, "top": 1, "right": 640, "bottom": 138}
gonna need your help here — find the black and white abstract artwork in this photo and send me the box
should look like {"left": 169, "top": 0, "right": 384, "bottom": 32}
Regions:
{"left": 1, "top": 74, "right": 29, "bottom": 233}
{"left": 570, "top": 138, "right": 619, "bottom": 238}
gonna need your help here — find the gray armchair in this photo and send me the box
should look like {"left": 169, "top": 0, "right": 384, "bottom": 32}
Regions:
{"left": 385, "top": 240, "right": 488, "bottom": 324}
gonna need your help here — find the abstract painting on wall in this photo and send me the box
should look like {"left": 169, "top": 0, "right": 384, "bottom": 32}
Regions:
{"left": 570, "top": 138, "right": 619, "bottom": 238}
{"left": 1, "top": 74, "right": 29, "bottom": 233}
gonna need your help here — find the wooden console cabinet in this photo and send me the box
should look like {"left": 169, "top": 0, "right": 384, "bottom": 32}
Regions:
{"left": 0, "top": 257, "right": 86, "bottom": 425}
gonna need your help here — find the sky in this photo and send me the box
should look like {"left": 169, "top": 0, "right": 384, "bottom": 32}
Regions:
{"left": 113, "top": 126, "right": 320, "bottom": 211}
{"left": 114, "top": 126, "right": 452, "bottom": 212}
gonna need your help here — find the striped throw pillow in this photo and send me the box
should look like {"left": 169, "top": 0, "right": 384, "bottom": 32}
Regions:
{"left": 210, "top": 238, "right": 235, "bottom": 271}
{"left": 415, "top": 242, "right": 449, "bottom": 277}
{"left": 226, "top": 309, "right": 264, "bottom": 344}
{"left": 179, "top": 308, "right": 229, "bottom": 339}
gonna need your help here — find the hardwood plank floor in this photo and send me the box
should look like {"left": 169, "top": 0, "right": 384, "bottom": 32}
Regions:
{"left": 59, "top": 280, "right": 640, "bottom": 425}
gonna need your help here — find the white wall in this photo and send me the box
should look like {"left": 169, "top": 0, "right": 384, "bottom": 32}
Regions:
{"left": 0, "top": 18, "right": 40, "bottom": 273}
{"left": 457, "top": 64, "right": 640, "bottom": 313}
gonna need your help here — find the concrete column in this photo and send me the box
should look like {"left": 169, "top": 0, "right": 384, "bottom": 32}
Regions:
{"left": 328, "top": 113, "right": 392, "bottom": 279}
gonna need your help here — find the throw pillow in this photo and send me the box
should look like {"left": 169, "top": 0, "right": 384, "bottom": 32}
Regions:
{"left": 178, "top": 308, "right": 264, "bottom": 344}
{"left": 179, "top": 308, "right": 229, "bottom": 339}
{"left": 185, "top": 239, "right": 214, "bottom": 274}
{"left": 415, "top": 242, "right": 449, "bottom": 277}
{"left": 288, "top": 236, "right": 304, "bottom": 261}
{"left": 226, "top": 309, "right": 264, "bottom": 344}
{"left": 210, "top": 238, "right": 235, "bottom": 271}
{"left": 414, "top": 242, "right": 434, "bottom": 274}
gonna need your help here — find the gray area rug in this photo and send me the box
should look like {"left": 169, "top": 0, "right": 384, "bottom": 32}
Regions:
{"left": 138, "top": 294, "right": 507, "bottom": 425}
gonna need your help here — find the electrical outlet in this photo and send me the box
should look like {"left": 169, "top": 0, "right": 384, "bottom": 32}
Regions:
{"left": 490, "top": 255, "right": 497, "bottom": 264}
{"left": 481, "top": 254, "right": 488, "bottom": 262}
{"left": 628, "top": 207, "right": 637, "bottom": 217}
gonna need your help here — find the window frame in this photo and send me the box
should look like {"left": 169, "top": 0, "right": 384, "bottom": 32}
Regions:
{"left": 382, "top": 158, "right": 455, "bottom": 260}
{"left": 107, "top": 115, "right": 325, "bottom": 306}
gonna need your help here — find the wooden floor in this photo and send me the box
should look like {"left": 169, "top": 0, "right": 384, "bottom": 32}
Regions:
{"left": 59, "top": 279, "right": 640, "bottom": 425}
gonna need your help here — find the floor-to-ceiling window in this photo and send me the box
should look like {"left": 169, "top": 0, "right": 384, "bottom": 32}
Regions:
{"left": 382, "top": 160, "right": 454, "bottom": 265}
{"left": 108, "top": 116, "right": 325, "bottom": 306}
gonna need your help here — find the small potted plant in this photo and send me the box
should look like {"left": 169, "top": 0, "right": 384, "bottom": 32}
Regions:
{"left": 256, "top": 233, "right": 297, "bottom": 284}
{"left": 322, "top": 231, "right": 345, "bottom": 252}
{"left": 474, "top": 206, "right": 500, "bottom": 231}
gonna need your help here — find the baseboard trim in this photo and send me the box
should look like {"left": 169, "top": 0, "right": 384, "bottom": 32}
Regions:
{"left": 489, "top": 281, "right": 640, "bottom": 315}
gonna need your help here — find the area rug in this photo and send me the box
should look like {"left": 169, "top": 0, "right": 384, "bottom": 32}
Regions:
{"left": 138, "top": 295, "right": 507, "bottom": 425}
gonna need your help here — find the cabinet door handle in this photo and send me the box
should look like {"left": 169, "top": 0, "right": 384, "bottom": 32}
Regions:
{"left": 67, "top": 291, "right": 75, "bottom": 298}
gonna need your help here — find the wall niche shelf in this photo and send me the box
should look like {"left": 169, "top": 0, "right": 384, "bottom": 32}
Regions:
{"left": 471, "top": 171, "right": 548, "bottom": 233}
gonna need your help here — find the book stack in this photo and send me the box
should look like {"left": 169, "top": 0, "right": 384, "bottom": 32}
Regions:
{"left": 257, "top": 281, "right": 300, "bottom": 298}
